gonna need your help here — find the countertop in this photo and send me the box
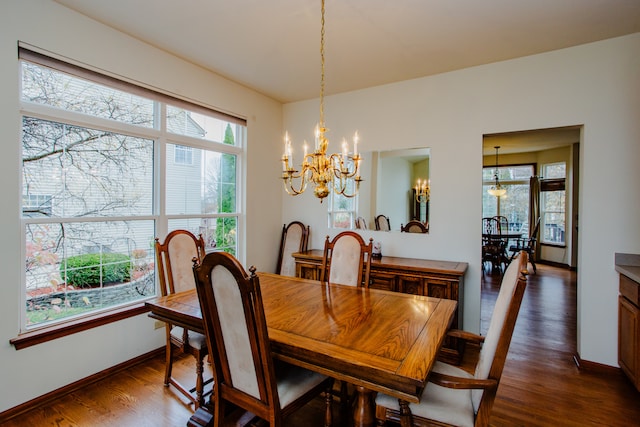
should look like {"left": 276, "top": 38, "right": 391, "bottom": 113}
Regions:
{"left": 615, "top": 253, "right": 640, "bottom": 283}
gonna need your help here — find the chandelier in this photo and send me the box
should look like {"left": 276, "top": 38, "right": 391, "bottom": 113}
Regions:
{"left": 487, "top": 146, "right": 507, "bottom": 197}
{"left": 414, "top": 178, "right": 430, "bottom": 203}
{"left": 281, "top": 0, "right": 362, "bottom": 202}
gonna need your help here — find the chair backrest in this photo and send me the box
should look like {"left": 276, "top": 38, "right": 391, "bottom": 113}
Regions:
{"left": 155, "top": 229, "right": 205, "bottom": 296}
{"left": 494, "top": 216, "right": 509, "bottom": 234}
{"left": 482, "top": 217, "right": 500, "bottom": 236}
{"left": 355, "top": 216, "right": 367, "bottom": 230}
{"left": 401, "top": 220, "right": 428, "bottom": 233}
{"left": 472, "top": 251, "right": 528, "bottom": 422}
{"left": 321, "top": 231, "right": 373, "bottom": 287}
{"left": 529, "top": 217, "right": 541, "bottom": 241}
{"left": 375, "top": 214, "right": 391, "bottom": 231}
{"left": 193, "top": 252, "right": 280, "bottom": 420}
{"left": 276, "top": 221, "right": 309, "bottom": 277}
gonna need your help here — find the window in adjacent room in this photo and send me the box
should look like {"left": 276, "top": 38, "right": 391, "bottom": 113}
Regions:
{"left": 482, "top": 164, "right": 534, "bottom": 233}
{"left": 540, "top": 162, "right": 566, "bottom": 245}
{"left": 19, "top": 48, "right": 245, "bottom": 333}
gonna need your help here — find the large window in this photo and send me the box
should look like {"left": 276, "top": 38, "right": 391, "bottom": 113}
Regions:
{"left": 482, "top": 164, "right": 534, "bottom": 233}
{"left": 540, "top": 163, "right": 566, "bottom": 245}
{"left": 20, "top": 49, "right": 245, "bottom": 332}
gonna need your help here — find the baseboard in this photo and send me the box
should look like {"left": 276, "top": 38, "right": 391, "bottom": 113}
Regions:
{"left": 538, "top": 260, "right": 571, "bottom": 269}
{"left": 572, "top": 353, "right": 620, "bottom": 375}
{"left": 0, "top": 347, "right": 164, "bottom": 423}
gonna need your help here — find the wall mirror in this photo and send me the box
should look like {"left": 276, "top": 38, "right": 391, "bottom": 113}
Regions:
{"left": 331, "top": 148, "right": 430, "bottom": 233}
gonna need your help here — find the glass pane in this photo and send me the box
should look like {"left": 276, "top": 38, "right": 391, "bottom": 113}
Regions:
{"left": 167, "top": 217, "right": 237, "bottom": 255}
{"left": 483, "top": 165, "right": 534, "bottom": 182}
{"left": 166, "top": 145, "right": 237, "bottom": 215}
{"left": 22, "top": 117, "right": 154, "bottom": 218}
{"left": 25, "top": 220, "right": 155, "bottom": 328}
{"left": 542, "top": 190, "right": 566, "bottom": 244}
{"left": 543, "top": 162, "right": 566, "bottom": 179}
{"left": 21, "top": 62, "right": 155, "bottom": 128}
{"left": 167, "top": 106, "right": 239, "bottom": 145}
{"left": 483, "top": 183, "right": 529, "bottom": 233}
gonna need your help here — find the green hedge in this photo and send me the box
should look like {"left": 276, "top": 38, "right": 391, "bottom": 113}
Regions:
{"left": 62, "top": 253, "right": 131, "bottom": 288}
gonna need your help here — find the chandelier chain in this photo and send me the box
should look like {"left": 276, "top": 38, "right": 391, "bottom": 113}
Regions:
{"left": 319, "top": 0, "right": 325, "bottom": 127}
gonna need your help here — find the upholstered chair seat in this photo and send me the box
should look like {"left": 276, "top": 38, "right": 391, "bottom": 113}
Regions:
{"left": 376, "top": 361, "right": 475, "bottom": 427}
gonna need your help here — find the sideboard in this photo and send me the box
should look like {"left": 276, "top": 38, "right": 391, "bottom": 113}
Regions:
{"left": 293, "top": 249, "right": 468, "bottom": 364}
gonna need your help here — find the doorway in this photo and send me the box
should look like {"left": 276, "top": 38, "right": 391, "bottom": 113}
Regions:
{"left": 483, "top": 126, "right": 580, "bottom": 269}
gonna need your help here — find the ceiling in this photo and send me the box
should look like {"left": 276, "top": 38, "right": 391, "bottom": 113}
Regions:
{"left": 483, "top": 126, "right": 581, "bottom": 156}
{"left": 54, "top": 0, "right": 640, "bottom": 104}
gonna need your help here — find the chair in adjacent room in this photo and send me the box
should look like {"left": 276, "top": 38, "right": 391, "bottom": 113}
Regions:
{"left": 509, "top": 217, "right": 541, "bottom": 273}
{"left": 155, "top": 229, "right": 210, "bottom": 408}
{"left": 400, "top": 220, "right": 428, "bottom": 233}
{"left": 192, "top": 251, "right": 334, "bottom": 427}
{"left": 321, "top": 231, "right": 373, "bottom": 288}
{"left": 482, "top": 217, "right": 504, "bottom": 273}
{"left": 276, "top": 221, "right": 309, "bottom": 277}
{"left": 375, "top": 214, "right": 391, "bottom": 231}
{"left": 375, "top": 251, "right": 529, "bottom": 427}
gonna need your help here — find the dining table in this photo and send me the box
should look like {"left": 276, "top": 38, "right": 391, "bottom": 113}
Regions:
{"left": 482, "top": 231, "right": 522, "bottom": 267}
{"left": 146, "top": 272, "right": 457, "bottom": 427}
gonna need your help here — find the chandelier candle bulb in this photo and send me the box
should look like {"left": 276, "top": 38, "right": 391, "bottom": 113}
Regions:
{"left": 354, "top": 132, "right": 359, "bottom": 156}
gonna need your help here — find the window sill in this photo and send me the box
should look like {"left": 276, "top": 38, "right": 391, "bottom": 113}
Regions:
{"left": 540, "top": 242, "right": 566, "bottom": 249}
{"left": 10, "top": 303, "right": 150, "bottom": 350}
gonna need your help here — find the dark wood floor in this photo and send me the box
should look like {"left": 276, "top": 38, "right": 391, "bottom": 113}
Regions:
{"left": 2, "top": 263, "right": 639, "bottom": 426}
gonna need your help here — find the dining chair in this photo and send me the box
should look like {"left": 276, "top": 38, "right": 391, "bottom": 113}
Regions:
{"left": 155, "top": 229, "right": 210, "bottom": 408}
{"left": 400, "top": 220, "right": 428, "bottom": 233}
{"left": 375, "top": 251, "right": 529, "bottom": 427}
{"left": 509, "top": 217, "right": 541, "bottom": 273}
{"left": 375, "top": 214, "right": 391, "bottom": 231}
{"left": 192, "top": 251, "right": 334, "bottom": 427}
{"left": 321, "top": 231, "right": 373, "bottom": 288}
{"left": 276, "top": 221, "right": 309, "bottom": 277}
{"left": 355, "top": 216, "right": 368, "bottom": 230}
{"left": 482, "top": 217, "right": 504, "bottom": 273}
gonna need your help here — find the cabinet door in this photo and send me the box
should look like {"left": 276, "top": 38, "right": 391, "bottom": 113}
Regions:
{"left": 424, "top": 277, "right": 453, "bottom": 299}
{"left": 619, "top": 295, "right": 639, "bottom": 389}
{"left": 398, "top": 276, "right": 424, "bottom": 295}
{"left": 297, "top": 263, "right": 321, "bottom": 281}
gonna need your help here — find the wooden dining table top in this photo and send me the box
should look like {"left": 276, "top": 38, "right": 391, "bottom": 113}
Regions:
{"left": 146, "top": 272, "right": 457, "bottom": 404}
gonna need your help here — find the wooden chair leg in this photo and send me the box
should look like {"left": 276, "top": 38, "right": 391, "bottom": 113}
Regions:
{"left": 195, "top": 352, "right": 205, "bottom": 408}
{"left": 324, "top": 384, "right": 333, "bottom": 427}
{"left": 164, "top": 339, "right": 173, "bottom": 386}
{"left": 399, "top": 400, "right": 413, "bottom": 427}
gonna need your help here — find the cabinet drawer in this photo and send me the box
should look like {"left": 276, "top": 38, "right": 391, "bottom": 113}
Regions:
{"left": 370, "top": 272, "right": 396, "bottom": 292}
{"left": 620, "top": 274, "right": 640, "bottom": 306}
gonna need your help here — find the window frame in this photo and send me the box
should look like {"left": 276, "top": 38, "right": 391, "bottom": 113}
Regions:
{"left": 540, "top": 162, "right": 567, "bottom": 246}
{"left": 482, "top": 163, "right": 535, "bottom": 233}
{"left": 13, "top": 47, "right": 246, "bottom": 349}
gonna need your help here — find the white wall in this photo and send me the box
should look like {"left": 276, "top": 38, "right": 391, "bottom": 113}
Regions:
{"left": 283, "top": 33, "right": 640, "bottom": 367}
{"left": 0, "top": 0, "right": 283, "bottom": 412}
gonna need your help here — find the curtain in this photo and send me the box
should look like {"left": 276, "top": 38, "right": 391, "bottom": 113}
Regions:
{"left": 529, "top": 176, "right": 541, "bottom": 260}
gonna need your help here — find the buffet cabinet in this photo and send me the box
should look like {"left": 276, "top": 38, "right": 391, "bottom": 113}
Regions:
{"left": 619, "top": 273, "right": 640, "bottom": 391}
{"left": 293, "top": 249, "right": 468, "bottom": 364}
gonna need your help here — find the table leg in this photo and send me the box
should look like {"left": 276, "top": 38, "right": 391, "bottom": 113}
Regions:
{"left": 352, "top": 386, "right": 376, "bottom": 427}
